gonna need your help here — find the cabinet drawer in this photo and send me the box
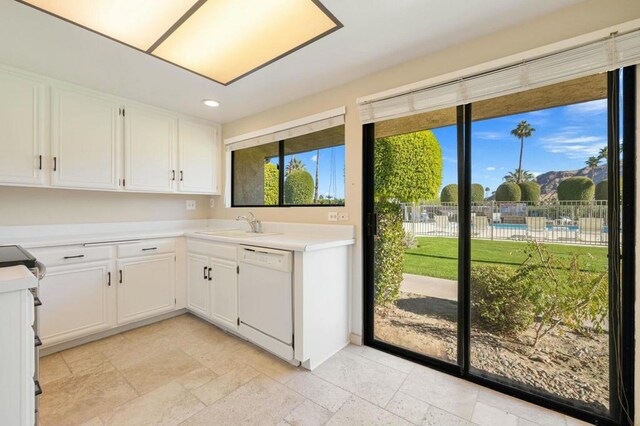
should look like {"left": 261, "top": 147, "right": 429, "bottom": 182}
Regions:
{"left": 186, "top": 240, "right": 237, "bottom": 261}
{"left": 29, "top": 245, "right": 112, "bottom": 267}
{"left": 118, "top": 239, "right": 175, "bottom": 258}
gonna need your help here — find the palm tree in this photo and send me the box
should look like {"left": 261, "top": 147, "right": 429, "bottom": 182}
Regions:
{"left": 598, "top": 146, "right": 607, "bottom": 161}
{"left": 510, "top": 121, "right": 536, "bottom": 184}
{"left": 504, "top": 169, "right": 535, "bottom": 183}
{"left": 313, "top": 150, "right": 320, "bottom": 204}
{"left": 286, "top": 156, "right": 306, "bottom": 176}
{"left": 585, "top": 156, "right": 600, "bottom": 180}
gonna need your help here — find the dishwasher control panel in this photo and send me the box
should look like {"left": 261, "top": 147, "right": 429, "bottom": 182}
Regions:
{"left": 238, "top": 246, "right": 292, "bottom": 273}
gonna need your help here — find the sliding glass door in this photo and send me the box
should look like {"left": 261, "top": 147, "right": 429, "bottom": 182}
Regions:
{"left": 363, "top": 68, "right": 635, "bottom": 425}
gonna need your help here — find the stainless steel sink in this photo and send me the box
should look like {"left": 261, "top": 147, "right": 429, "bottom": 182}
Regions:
{"left": 194, "top": 229, "right": 281, "bottom": 238}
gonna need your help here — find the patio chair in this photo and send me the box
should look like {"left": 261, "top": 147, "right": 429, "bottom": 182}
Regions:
{"left": 525, "top": 217, "right": 547, "bottom": 241}
{"left": 578, "top": 218, "right": 604, "bottom": 244}
{"left": 472, "top": 216, "right": 489, "bottom": 236}
{"left": 435, "top": 215, "right": 451, "bottom": 235}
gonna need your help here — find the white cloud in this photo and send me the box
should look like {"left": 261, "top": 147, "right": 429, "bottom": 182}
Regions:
{"left": 540, "top": 126, "right": 606, "bottom": 160}
{"left": 474, "top": 131, "right": 502, "bottom": 140}
{"left": 530, "top": 171, "right": 542, "bottom": 178}
{"left": 311, "top": 155, "right": 317, "bottom": 163}
{"left": 443, "top": 156, "right": 457, "bottom": 163}
{"left": 486, "top": 166, "right": 496, "bottom": 171}
{"left": 565, "top": 99, "right": 607, "bottom": 115}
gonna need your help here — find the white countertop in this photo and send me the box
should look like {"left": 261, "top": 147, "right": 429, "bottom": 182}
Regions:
{"left": 0, "top": 224, "right": 355, "bottom": 252}
{"left": 0, "top": 265, "right": 37, "bottom": 293}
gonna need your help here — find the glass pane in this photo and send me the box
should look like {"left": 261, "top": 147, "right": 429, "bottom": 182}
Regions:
{"left": 372, "top": 107, "right": 459, "bottom": 363}
{"left": 283, "top": 125, "right": 345, "bottom": 205}
{"left": 232, "top": 142, "right": 279, "bottom": 206}
{"left": 470, "top": 74, "right": 610, "bottom": 414}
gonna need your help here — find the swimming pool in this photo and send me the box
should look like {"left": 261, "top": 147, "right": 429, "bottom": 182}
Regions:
{"left": 492, "top": 224, "right": 608, "bottom": 233}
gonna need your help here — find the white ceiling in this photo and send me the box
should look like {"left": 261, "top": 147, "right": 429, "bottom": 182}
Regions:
{"left": 0, "top": 0, "right": 584, "bottom": 123}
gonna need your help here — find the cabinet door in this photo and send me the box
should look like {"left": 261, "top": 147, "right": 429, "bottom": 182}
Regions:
{"left": 51, "top": 88, "right": 121, "bottom": 189}
{"left": 0, "top": 70, "right": 45, "bottom": 185}
{"left": 124, "top": 106, "right": 177, "bottom": 192}
{"left": 186, "top": 253, "right": 209, "bottom": 317}
{"left": 210, "top": 257, "right": 238, "bottom": 330}
{"left": 117, "top": 254, "right": 175, "bottom": 325}
{"left": 39, "top": 261, "right": 113, "bottom": 346}
{"left": 178, "top": 120, "right": 219, "bottom": 194}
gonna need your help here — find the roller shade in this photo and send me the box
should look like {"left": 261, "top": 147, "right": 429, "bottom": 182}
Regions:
{"left": 225, "top": 106, "right": 345, "bottom": 151}
{"left": 358, "top": 28, "right": 640, "bottom": 124}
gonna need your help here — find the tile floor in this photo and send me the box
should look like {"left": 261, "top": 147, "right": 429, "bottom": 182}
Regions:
{"left": 39, "top": 314, "right": 591, "bottom": 425}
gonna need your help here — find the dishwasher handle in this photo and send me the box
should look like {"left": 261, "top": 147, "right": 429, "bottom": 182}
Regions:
{"left": 239, "top": 246, "right": 292, "bottom": 273}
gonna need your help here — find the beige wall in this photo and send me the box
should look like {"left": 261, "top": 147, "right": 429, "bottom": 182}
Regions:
{"left": 215, "top": 0, "right": 640, "bottom": 341}
{"left": 0, "top": 186, "right": 211, "bottom": 225}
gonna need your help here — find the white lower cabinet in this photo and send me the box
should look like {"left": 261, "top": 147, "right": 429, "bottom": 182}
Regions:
{"left": 117, "top": 253, "right": 175, "bottom": 325}
{"left": 186, "top": 253, "right": 209, "bottom": 317}
{"left": 186, "top": 241, "right": 238, "bottom": 331}
{"left": 39, "top": 261, "right": 114, "bottom": 346}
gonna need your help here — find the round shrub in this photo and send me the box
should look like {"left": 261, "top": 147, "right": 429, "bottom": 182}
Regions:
{"left": 471, "top": 265, "right": 535, "bottom": 335}
{"left": 518, "top": 181, "right": 541, "bottom": 202}
{"left": 440, "top": 184, "right": 458, "bottom": 203}
{"left": 264, "top": 162, "right": 279, "bottom": 205}
{"left": 595, "top": 180, "right": 608, "bottom": 201}
{"left": 495, "top": 183, "right": 521, "bottom": 202}
{"left": 557, "top": 177, "right": 594, "bottom": 201}
{"left": 374, "top": 201, "right": 405, "bottom": 306}
{"left": 284, "top": 170, "right": 314, "bottom": 204}
{"left": 471, "top": 183, "right": 485, "bottom": 203}
{"left": 375, "top": 130, "right": 442, "bottom": 202}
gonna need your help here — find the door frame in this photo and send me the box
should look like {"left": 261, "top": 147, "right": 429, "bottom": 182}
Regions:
{"left": 362, "top": 68, "right": 636, "bottom": 426}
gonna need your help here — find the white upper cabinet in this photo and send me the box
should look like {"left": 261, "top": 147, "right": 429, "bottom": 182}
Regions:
{"left": 178, "top": 120, "right": 220, "bottom": 194}
{"left": 124, "top": 106, "right": 177, "bottom": 192}
{"left": 0, "top": 70, "right": 45, "bottom": 185}
{"left": 51, "top": 87, "right": 121, "bottom": 190}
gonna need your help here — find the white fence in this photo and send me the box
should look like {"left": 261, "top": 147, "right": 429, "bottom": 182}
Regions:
{"left": 401, "top": 201, "right": 610, "bottom": 246}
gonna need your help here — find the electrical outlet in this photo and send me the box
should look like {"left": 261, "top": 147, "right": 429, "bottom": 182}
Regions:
{"left": 209, "top": 198, "right": 215, "bottom": 208}
{"left": 186, "top": 200, "right": 196, "bottom": 210}
{"left": 339, "top": 212, "right": 349, "bottom": 221}
{"left": 328, "top": 211, "right": 338, "bottom": 222}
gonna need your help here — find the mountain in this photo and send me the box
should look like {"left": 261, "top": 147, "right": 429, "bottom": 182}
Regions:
{"left": 536, "top": 164, "right": 608, "bottom": 199}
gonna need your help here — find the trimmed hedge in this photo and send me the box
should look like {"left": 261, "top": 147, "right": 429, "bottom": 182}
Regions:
{"left": 495, "top": 182, "right": 521, "bottom": 201}
{"left": 264, "top": 162, "right": 279, "bottom": 205}
{"left": 471, "top": 183, "right": 485, "bottom": 203}
{"left": 557, "top": 177, "right": 594, "bottom": 201}
{"left": 440, "top": 184, "right": 458, "bottom": 203}
{"left": 595, "top": 180, "right": 608, "bottom": 201}
{"left": 518, "top": 181, "right": 541, "bottom": 202}
{"left": 374, "top": 201, "right": 405, "bottom": 306}
{"left": 375, "top": 130, "right": 442, "bottom": 202}
{"left": 284, "top": 170, "right": 314, "bottom": 204}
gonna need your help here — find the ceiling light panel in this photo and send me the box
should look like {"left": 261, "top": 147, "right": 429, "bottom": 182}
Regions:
{"left": 147, "top": 0, "right": 340, "bottom": 85}
{"left": 19, "top": 0, "right": 200, "bottom": 51}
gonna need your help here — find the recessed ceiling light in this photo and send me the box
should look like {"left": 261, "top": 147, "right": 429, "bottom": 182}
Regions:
{"left": 17, "top": 0, "right": 343, "bottom": 86}
{"left": 202, "top": 99, "right": 220, "bottom": 108}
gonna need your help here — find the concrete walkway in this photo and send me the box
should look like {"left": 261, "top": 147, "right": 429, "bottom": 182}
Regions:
{"left": 401, "top": 273, "right": 458, "bottom": 301}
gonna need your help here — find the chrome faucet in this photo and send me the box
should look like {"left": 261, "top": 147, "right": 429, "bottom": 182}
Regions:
{"left": 236, "top": 212, "right": 262, "bottom": 233}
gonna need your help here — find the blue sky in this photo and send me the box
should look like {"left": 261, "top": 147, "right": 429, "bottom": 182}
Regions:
{"left": 432, "top": 98, "right": 608, "bottom": 194}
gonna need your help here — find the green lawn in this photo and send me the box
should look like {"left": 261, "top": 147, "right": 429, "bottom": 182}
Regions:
{"left": 404, "top": 237, "right": 608, "bottom": 280}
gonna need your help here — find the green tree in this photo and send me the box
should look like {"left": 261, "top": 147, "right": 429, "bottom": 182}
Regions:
{"left": 286, "top": 156, "right": 306, "bottom": 177}
{"left": 374, "top": 130, "right": 443, "bottom": 306}
{"left": 598, "top": 146, "right": 608, "bottom": 161}
{"left": 313, "top": 150, "right": 320, "bottom": 204}
{"left": 263, "top": 162, "right": 279, "bottom": 205}
{"left": 284, "top": 170, "right": 314, "bottom": 204}
{"left": 440, "top": 184, "right": 458, "bottom": 203}
{"left": 471, "top": 183, "right": 485, "bottom": 203}
{"left": 518, "top": 181, "right": 541, "bottom": 203}
{"left": 557, "top": 177, "right": 595, "bottom": 201}
{"left": 504, "top": 169, "right": 535, "bottom": 183}
{"left": 585, "top": 156, "right": 600, "bottom": 180}
{"left": 510, "top": 121, "right": 536, "bottom": 184}
{"left": 495, "top": 182, "right": 521, "bottom": 202}
{"left": 375, "top": 130, "right": 442, "bottom": 202}
{"left": 595, "top": 180, "right": 608, "bottom": 201}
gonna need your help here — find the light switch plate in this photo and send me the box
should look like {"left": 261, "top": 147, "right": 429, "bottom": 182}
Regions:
{"left": 339, "top": 212, "right": 349, "bottom": 221}
{"left": 328, "top": 211, "right": 338, "bottom": 222}
{"left": 186, "top": 200, "right": 196, "bottom": 210}
{"left": 209, "top": 198, "right": 215, "bottom": 208}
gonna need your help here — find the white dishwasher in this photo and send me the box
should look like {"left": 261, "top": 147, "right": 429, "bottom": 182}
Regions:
{"left": 238, "top": 245, "right": 294, "bottom": 361}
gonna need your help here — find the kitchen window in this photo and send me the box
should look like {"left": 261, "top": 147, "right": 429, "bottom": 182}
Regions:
{"left": 231, "top": 123, "right": 345, "bottom": 207}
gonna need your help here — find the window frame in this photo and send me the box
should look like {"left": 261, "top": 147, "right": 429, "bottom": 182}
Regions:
{"left": 230, "top": 135, "right": 346, "bottom": 208}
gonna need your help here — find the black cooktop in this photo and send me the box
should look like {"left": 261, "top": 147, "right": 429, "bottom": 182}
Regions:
{"left": 0, "top": 245, "right": 37, "bottom": 269}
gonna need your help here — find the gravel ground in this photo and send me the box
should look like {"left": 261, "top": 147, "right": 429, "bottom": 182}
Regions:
{"left": 374, "top": 292, "right": 609, "bottom": 413}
